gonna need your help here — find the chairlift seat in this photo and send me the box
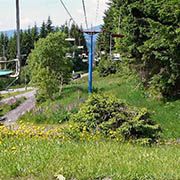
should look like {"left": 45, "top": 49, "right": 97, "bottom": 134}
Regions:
{"left": 0, "top": 58, "right": 20, "bottom": 77}
{"left": 66, "top": 53, "right": 74, "bottom": 58}
{"left": 101, "top": 51, "right": 105, "bottom": 55}
{"left": 112, "top": 53, "right": 122, "bottom": 61}
{"left": 0, "top": 70, "right": 13, "bottom": 76}
{"left": 82, "top": 59, "right": 88, "bottom": 62}
{"left": 77, "top": 46, "right": 84, "bottom": 49}
{"left": 65, "top": 38, "right": 75, "bottom": 42}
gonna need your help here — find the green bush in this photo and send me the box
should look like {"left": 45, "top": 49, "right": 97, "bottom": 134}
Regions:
{"left": 28, "top": 31, "right": 72, "bottom": 101}
{"left": 71, "top": 93, "right": 161, "bottom": 143}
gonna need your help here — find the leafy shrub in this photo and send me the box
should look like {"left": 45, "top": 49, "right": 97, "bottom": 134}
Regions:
{"left": 71, "top": 93, "right": 161, "bottom": 143}
{"left": 28, "top": 32, "right": 72, "bottom": 101}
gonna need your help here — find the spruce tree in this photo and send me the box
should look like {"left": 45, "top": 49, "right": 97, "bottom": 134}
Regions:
{"left": 40, "top": 21, "right": 47, "bottom": 38}
{"left": 46, "top": 16, "right": 54, "bottom": 34}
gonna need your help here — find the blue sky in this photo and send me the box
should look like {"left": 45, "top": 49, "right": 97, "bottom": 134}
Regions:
{"left": 0, "top": 0, "right": 109, "bottom": 31}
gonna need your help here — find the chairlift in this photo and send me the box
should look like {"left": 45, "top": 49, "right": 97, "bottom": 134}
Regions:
{"left": 112, "top": 53, "right": 122, "bottom": 61}
{"left": 101, "top": 51, "right": 105, "bottom": 55}
{"left": 66, "top": 53, "right": 73, "bottom": 58}
{"left": 0, "top": 0, "right": 21, "bottom": 79}
{"left": 65, "top": 37, "right": 75, "bottom": 42}
{"left": 82, "top": 59, "right": 88, "bottom": 62}
{"left": 65, "top": 18, "right": 75, "bottom": 42}
{"left": 65, "top": 18, "right": 76, "bottom": 58}
{"left": 0, "top": 58, "right": 20, "bottom": 77}
{"left": 81, "top": 53, "right": 88, "bottom": 62}
{"left": 77, "top": 46, "right": 84, "bottom": 49}
{"left": 96, "top": 57, "right": 101, "bottom": 62}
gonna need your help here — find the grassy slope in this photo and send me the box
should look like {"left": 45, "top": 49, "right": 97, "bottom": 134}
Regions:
{"left": 20, "top": 70, "right": 180, "bottom": 138}
{"left": 91, "top": 72, "right": 180, "bottom": 139}
{"left": 1, "top": 70, "right": 180, "bottom": 179}
{"left": 29, "top": 70, "right": 179, "bottom": 139}
{"left": 0, "top": 138, "right": 180, "bottom": 180}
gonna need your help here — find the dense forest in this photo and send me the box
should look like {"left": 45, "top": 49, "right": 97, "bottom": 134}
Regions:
{"left": 97, "top": 0, "right": 180, "bottom": 99}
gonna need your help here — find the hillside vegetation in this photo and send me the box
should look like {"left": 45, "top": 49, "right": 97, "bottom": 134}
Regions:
{"left": 97, "top": 0, "right": 180, "bottom": 98}
{"left": 0, "top": 0, "right": 180, "bottom": 179}
{"left": 20, "top": 69, "right": 180, "bottom": 139}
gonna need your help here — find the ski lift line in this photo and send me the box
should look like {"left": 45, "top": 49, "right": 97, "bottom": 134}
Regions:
{"left": 16, "top": 0, "right": 21, "bottom": 62}
{"left": 82, "top": 0, "right": 89, "bottom": 29}
{"left": 59, "top": 0, "right": 76, "bottom": 24}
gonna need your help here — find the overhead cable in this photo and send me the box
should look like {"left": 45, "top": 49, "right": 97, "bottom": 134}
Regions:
{"left": 82, "top": 0, "right": 89, "bottom": 29}
{"left": 59, "top": 0, "right": 76, "bottom": 24}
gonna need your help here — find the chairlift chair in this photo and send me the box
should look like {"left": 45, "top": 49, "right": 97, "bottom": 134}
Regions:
{"left": 66, "top": 53, "right": 73, "bottom": 58}
{"left": 112, "top": 53, "right": 122, "bottom": 61}
{"left": 65, "top": 37, "right": 75, "bottom": 42}
{"left": 77, "top": 46, "right": 84, "bottom": 49}
{"left": 81, "top": 53, "right": 88, "bottom": 62}
{"left": 82, "top": 59, "right": 88, "bottom": 62}
{"left": 101, "top": 51, "right": 105, "bottom": 55}
{"left": 0, "top": 57, "right": 20, "bottom": 77}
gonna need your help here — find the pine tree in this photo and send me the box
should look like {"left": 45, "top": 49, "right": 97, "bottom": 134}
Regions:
{"left": 40, "top": 21, "right": 47, "bottom": 38}
{"left": 46, "top": 16, "right": 54, "bottom": 34}
{"left": 31, "top": 24, "right": 39, "bottom": 42}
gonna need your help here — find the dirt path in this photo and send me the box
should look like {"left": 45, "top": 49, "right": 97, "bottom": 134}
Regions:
{"left": 0, "top": 89, "right": 36, "bottom": 125}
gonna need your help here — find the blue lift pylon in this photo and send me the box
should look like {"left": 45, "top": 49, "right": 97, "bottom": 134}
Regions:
{"left": 84, "top": 31, "right": 101, "bottom": 94}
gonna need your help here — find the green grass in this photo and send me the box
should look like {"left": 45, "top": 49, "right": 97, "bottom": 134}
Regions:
{"left": 0, "top": 138, "right": 179, "bottom": 180}
{"left": 1, "top": 70, "right": 180, "bottom": 179}
{"left": 92, "top": 72, "right": 180, "bottom": 139}
{"left": 20, "top": 70, "right": 180, "bottom": 139}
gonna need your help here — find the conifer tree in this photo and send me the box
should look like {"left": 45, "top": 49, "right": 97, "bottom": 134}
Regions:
{"left": 40, "top": 21, "right": 47, "bottom": 38}
{"left": 46, "top": 16, "right": 54, "bottom": 34}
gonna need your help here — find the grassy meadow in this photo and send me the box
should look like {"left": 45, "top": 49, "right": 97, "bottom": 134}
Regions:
{"left": 0, "top": 69, "right": 180, "bottom": 179}
{"left": 0, "top": 137, "right": 180, "bottom": 180}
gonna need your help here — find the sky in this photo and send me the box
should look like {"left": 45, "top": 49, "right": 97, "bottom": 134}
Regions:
{"left": 0, "top": 0, "right": 109, "bottom": 31}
